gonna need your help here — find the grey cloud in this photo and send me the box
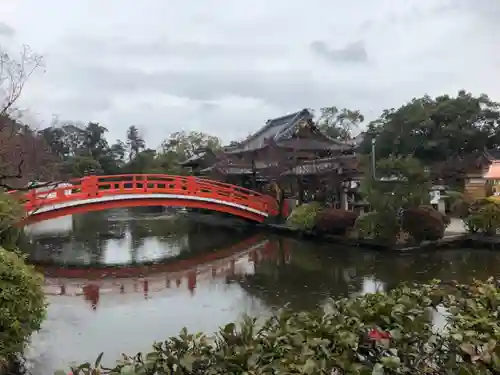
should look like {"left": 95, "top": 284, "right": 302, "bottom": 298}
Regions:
{"left": 199, "top": 102, "right": 219, "bottom": 112}
{"left": 44, "top": 92, "right": 112, "bottom": 122}
{"left": 428, "top": 0, "right": 500, "bottom": 24}
{"left": 310, "top": 40, "right": 368, "bottom": 64}
{"left": 51, "top": 63, "right": 379, "bottom": 110}
{"left": 61, "top": 95, "right": 112, "bottom": 115}
{"left": 64, "top": 35, "right": 286, "bottom": 59}
{"left": 0, "top": 22, "right": 14, "bottom": 36}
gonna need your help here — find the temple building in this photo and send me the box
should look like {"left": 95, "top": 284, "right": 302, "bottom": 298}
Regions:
{"left": 182, "top": 109, "right": 362, "bottom": 208}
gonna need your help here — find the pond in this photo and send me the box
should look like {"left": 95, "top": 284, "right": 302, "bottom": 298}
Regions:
{"left": 23, "top": 208, "right": 500, "bottom": 374}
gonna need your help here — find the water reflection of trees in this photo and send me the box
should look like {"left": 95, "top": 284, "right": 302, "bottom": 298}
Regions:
{"left": 360, "top": 250, "right": 500, "bottom": 291}
{"left": 238, "top": 239, "right": 500, "bottom": 312}
{"left": 236, "top": 238, "right": 364, "bottom": 311}
{"left": 27, "top": 210, "right": 259, "bottom": 267}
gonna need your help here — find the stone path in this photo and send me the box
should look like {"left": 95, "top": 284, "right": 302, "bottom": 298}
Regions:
{"left": 445, "top": 218, "right": 466, "bottom": 236}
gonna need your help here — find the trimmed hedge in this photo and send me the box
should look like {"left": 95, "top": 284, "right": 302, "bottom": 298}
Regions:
{"left": 285, "top": 202, "right": 323, "bottom": 230}
{"left": 0, "top": 248, "right": 46, "bottom": 370}
{"left": 402, "top": 206, "right": 448, "bottom": 242}
{"left": 315, "top": 209, "right": 359, "bottom": 235}
{"left": 465, "top": 200, "right": 500, "bottom": 235}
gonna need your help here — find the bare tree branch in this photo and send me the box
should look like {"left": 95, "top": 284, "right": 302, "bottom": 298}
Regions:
{"left": 0, "top": 45, "right": 44, "bottom": 117}
{"left": 0, "top": 44, "right": 57, "bottom": 190}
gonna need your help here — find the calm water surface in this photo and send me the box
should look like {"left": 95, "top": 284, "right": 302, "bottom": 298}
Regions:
{"left": 23, "top": 209, "right": 500, "bottom": 374}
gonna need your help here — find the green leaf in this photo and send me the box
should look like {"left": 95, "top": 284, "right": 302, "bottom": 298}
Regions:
{"left": 120, "top": 365, "right": 135, "bottom": 375}
{"left": 247, "top": 353, "right": 260, "bottom": 368}
{"left": 94, "top": 352, "right": 104, "bottom": 368}
{"left": 460, "top": 343, "right": 476, "bottom": 356}
{"left": 53, "top": 371, "right": 68, "bottom": 375}
{"left": 223, "top": 322, "right": 236, "bottom": 334}
{"left": 301, "top": 358, "right": 316, "bottom": 374}
{"left": 180, "top": 354, "right": 195, "bottom": 371}
{"left": 389, "top": 329, "right": 402, "bottom": 340}
{"left": 451, "top": 333, "right": 463, "bottom": 342}
{"left": 372, "top": 363, "right": 384, "bottom": 375}
{"left": 77, "top": 362, "right": 91, "bottom": 370}
{"left": 145, "top": 351, "right": 159, "bottom": 369}
{"left": 380, "top": 356, "right": 401, "bottom": 369}
{"left": 145, "top": 352, "right": 159, "bottom": 362}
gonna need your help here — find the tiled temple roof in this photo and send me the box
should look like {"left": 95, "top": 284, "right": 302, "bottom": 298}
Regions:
{"left": 178, "top": 147, "right": 214, "bottom": 166}
{"left": 225, "top": 109, "right": 348, "bottom": 153}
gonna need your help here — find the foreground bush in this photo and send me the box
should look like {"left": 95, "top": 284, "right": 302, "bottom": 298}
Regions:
{"left": 62, "top": 278, "right": 500, "bottom": 375}
{"left": 285, "top": 202, "right": 323, "bottom": 230}
{"left": 0, "top": 192, "right": 25, "bottom": 250}
{"left": 402, "top": 206, "right": 449, "bottom": 242}
{"left": 315, "top": 208, "right": 358, "bottom": 235}
{"left": 0, "top": 247, "right": 46, "bottom": 370}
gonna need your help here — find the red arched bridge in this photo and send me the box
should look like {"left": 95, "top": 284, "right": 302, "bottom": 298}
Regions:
{"left": 13, "top": 174, "right": 283, "bottom": 223}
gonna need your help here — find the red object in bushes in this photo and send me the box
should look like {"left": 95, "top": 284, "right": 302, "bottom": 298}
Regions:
{"left": 368, "top": 328, "right": 392, "bottom": 340}
{"left": 314, "top": 208, "right": 359, "bottom": 235}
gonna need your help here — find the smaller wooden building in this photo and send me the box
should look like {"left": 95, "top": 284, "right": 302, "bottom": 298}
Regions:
{"left": 177, "top": 147, "right": 218, "bottom": 176}
{"left": 459, "top": 149, "right": 500, "bottom": 199}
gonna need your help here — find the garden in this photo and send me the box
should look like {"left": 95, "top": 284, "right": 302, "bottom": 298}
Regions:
{"left": 286, "top": 156, "right": 500, "bottom": 247}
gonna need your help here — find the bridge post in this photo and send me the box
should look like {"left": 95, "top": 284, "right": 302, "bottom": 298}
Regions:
{"left": 26, "top": 189, "right": 37, "bottom": 211}
{"left": 185, "top": 176, "right": 196, "bottom": 194}
{"left": 82, "top": 176, "right": 99, "bottom": 197}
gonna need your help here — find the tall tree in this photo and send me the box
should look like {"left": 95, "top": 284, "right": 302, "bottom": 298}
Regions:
{"left": 126, "top": 125, "right": 145, "bottom": 161}
{"left": 359, "top": 91, "right": 500, "bottom": 164}
{"left": 82, "top": 122, "right": 109, "bottom": 160}
{"left": 109, "top": 140, "right": 127, "bottom": 170}
{"left": 160, "top": 131, "right": 221, "bottom": 161}
{"left": 60, "top": 123, "right": 86, "bottom": 157}
{"left": 39, "top": 126, "right": 68, "bottom": 160}
{"left": 125, "top": 149, "right": 159, "bottom": 174}
{"left": 317, "top": 106, "right": 364, "bottom": 140}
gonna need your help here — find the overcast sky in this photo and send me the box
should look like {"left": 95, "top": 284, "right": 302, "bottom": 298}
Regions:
{"left": 1, "top": 0, "right": 499, "bottom": 146}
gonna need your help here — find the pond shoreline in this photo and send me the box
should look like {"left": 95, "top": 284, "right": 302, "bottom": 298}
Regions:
{"left": 260, "top": 223, "right": 472, "bottom": 252}
{"left": 186, "top": 212, "right": 500, "bottom": 252}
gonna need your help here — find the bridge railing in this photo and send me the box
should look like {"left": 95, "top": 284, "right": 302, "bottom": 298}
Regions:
{"left": 18, "top": 174, "right": 280, "bottom": 216}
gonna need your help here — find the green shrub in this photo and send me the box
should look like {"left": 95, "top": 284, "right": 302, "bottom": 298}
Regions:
{"left": 285, "top": 202, "right": 323, "bottom": 230}
{"left": 402, "top": 206, "right": 447, "bottom": 243}
{"left": 315, "top": 209, "right": 358, "bottom": 235}
{"left": 354, "top": 211, "right": 400, "bottom": 243}
{"left": 61, "top": 278, "right": 500, "bottom": 375}
{"left": 0, "top": 193, "right": 24, "bottom": 250}
{"left": 447, "top": 190, "right": 470, "bottom": 217}
{"left": 464, "top": 200, "right": 500, "bottom": 235}
{"left": 0, "top": 247, "right": 46, "bottom": 368}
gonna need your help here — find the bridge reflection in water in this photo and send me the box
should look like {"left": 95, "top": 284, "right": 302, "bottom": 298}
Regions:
{"left": 40, "top": 233, "right": 289, "bottom": 310}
